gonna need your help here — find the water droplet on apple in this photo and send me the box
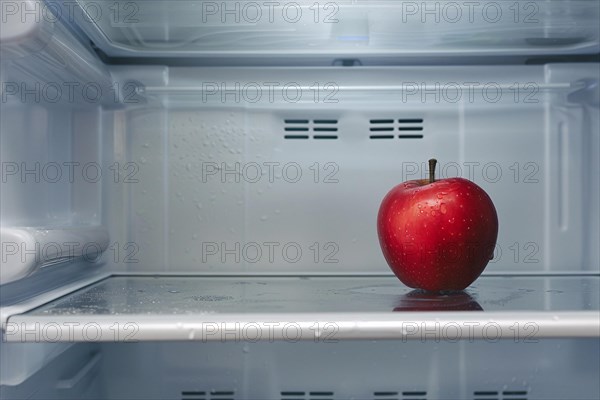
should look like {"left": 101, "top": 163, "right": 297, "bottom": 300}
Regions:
{"left": 448, "top": 218, "right": 455, "bottom": 223}
{"left": 440, "top": 204, "right": 447, "bottom": 214}
{"left": 430, "top": 211, "right": 436, "bottom": 216}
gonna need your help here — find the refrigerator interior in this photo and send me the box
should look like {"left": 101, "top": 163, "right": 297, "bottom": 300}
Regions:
{"left": 1, "top": 1, "right": 599, "bottom": 399}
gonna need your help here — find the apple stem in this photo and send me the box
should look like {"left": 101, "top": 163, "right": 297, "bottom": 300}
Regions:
{"left": 429, "top": 159, "right": 437, "bottom": 183}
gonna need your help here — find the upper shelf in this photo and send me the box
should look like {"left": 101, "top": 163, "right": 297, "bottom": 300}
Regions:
{"left": 64, "top": 0, "right": 600, "bottom": 58}
{"left": 4, "top": 275, "right": 599, "bottom": 342}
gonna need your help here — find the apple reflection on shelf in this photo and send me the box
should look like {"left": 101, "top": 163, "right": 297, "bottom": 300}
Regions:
{"left": 393, "top": 289, "right": 483, "bottom": 312}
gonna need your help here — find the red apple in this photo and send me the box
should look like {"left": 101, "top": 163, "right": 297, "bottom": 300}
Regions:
{"left": 377, "top": 159, "right": 498, "bottom": 292}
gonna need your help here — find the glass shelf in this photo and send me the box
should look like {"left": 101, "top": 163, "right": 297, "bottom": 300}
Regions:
{"left": 4, "top": 274, "right": 599, "bottom": 342}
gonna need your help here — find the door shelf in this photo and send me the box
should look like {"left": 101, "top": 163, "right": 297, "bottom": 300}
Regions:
{"left": 3, "top": 274, "right": 598, "bottom": 343}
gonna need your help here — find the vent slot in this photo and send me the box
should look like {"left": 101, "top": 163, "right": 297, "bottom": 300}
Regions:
{"left": 280, "top": 391, "right": 334, "bottom": 400}
{"left": 284, "top": 135, "right": 310, "bottom": 140}
{"left": 402, "top": 391, "right": 427, "bottom": 400}
{"left": 370, "top": 127, "right": 395, "bottom": 132}
{"left": 369, "top": 135, "right": 395, "bottom": 139}
{"left": 182, "top": 391, "right": 206, "bottom": 400}
{"left": 369, "top": 117, "right": 424, "bottom": 139}
{"left": 181, "top": 390, "right": 235, "bottom": 400}
{"left": 284, "top": 118, "right": 339, "bottom": 139}
{"left": 373, "top": 391, "right": 399, "bottom": 399}
{"left": 312, "top": 119, "right": 339, "bottom": 135}
{"left": 370, "top": 119, "right": 395, "bottom": 124}
{"left": 313, "top": 135, "right": 338, "bottom": 140}
{"left": 398, "top": 134, "right": 424, "bottom": 139}
{"left": 372, "top": 390, "right": 427, "bottom": 400}
{"left": 398, "top": 127, "right": 423, "bottom": 131}
{"left": 281, "top": 391, "right": 305, "bottom": 399}
{"left": 473, "top": 390, "right": 528, "bottom": 400}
